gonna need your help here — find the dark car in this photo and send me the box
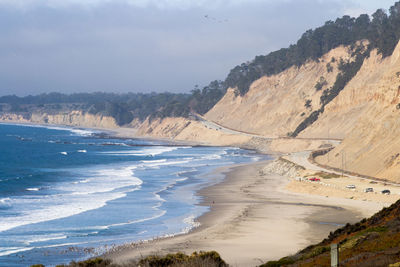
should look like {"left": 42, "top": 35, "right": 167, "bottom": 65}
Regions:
{"left": 309, "top": 177, "right": 321, "bottom": 182}
{"left": 381, "top": 189, "right": 391, "bottom": 195}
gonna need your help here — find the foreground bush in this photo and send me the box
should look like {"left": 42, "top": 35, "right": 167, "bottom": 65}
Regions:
{"left": 31, "top": 251, "right": 228, "bottom": 267}
{"left": 138, "top": 251, "right": 228, "bottom": 267}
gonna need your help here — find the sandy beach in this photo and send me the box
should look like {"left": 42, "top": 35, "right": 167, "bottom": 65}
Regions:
{"left": 105, "top": 158, "right": 388, "bottom": 267}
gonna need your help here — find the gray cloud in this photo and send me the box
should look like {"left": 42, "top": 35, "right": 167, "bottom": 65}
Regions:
{"left": 0, "top": 0, "right": 395, "bottom": 96}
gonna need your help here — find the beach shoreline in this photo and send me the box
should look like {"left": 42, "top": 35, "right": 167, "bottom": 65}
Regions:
{"left": 104, "top": 158, "right": 386, "bottom": 266}
{"left": 0, "top": 121, "right": 393, "bottom": 266}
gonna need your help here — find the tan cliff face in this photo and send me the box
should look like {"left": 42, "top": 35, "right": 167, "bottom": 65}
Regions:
{"left": 203, "top": 40, "right": 400, "bottom": 181}
{"left": 136, "top": 117, "right": 252, "bottom": 146}
{"left": 0, "top": 110, "right": 118, "bottom": 129}
{"left": 300, "top": 43, "right": 400, "bottom": 139}
{"left": 205, "top": 46, "right": 352, "bottom": 137}
{"left": 314, "top": 41, "right": 400, "bottom": 181}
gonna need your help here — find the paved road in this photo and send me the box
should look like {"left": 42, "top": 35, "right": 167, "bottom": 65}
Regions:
{"left": 192, "top": 113, "right": 273, "bottom": 139}
{"left": 192, "top": 113, "right": 342, "bottom": 144}
{"left": 286, "top": 151, "right": 400, "bottom": 187}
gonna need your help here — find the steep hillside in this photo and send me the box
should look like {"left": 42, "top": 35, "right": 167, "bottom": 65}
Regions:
{"left": 204, "top": 37, "right": 400, "bottom": 181}
{"left": 205, "top": 46, "right": 351, "bottom": 137}
{"left": 313, "top": 41, "right": 400, "bottom": 181}
{"left": 300, "top": 41, "right": 400, "bottom": 139}
{"left": 136, "top": 117, "right": 252, "bottom": 146}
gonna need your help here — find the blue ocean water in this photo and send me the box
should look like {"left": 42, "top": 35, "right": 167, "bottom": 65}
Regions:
{"left": 0, "top": 123, "right": 263, "bottom": 266}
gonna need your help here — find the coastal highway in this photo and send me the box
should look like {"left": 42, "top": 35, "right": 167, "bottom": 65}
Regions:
{"left": 191, "top": 112, "right": 273, "bottom": 139}
{"left": 286, "top": 151, "right": 400, "bottom": 187}
{"left": 191, "top": 112, "right": 341, "bottom": 143}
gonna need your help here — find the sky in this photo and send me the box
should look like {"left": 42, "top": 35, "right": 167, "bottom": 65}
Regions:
{"left": 0, "top": 0, "right": 396, "bottom": 96}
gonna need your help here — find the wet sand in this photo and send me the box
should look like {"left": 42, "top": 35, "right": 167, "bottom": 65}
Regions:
{"left": 105, "top": 160, "right": 383, "bottom": 266}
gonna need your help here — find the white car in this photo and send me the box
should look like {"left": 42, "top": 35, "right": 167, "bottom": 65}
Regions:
{"left": 346, "top": 184, "right": 356, "bottom": 189}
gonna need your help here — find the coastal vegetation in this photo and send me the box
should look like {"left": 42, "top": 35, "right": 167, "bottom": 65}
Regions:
{"left": 0, "top": 80, "right": 226, "bottom": 126}
{"left": 261, "top": 198, "right": 400, "bottom": 266}
{"left": 30, "top": 251, "right": 228, "bottom": 267}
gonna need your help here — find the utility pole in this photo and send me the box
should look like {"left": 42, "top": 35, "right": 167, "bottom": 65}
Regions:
{"left": 331, "top": 243, "right": 339, "bottom": 267}
{"left": 327, "top": 128, "right": 330, "bottom": 163}
{"left": 341, "top": 151, "right": 345, "bottom": 177}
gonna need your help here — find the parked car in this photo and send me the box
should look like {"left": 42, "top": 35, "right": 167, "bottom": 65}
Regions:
{"left": 346, "top": 184, "right": 356, "bottom": 189}
{"left": 309, "top": 177, "right": 321, "bottom": 182}
{"left": 381, "top": 189, "right": 391, "bottom": 195}
{"left": 364, "top": 188, "right": 374, "bottom": 193}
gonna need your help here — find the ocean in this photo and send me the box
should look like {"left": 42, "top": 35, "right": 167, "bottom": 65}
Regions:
{"left": 0, "top": 123, "right": 263, "bottom": 266}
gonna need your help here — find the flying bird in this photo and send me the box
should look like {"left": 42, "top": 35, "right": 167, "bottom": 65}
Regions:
{"left": 204, "top": 15, "right": 228, "bottom": 23}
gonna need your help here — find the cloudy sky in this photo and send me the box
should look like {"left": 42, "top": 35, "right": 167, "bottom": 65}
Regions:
{"left": 0, "top": 0, "right": 396, "bottom": 96}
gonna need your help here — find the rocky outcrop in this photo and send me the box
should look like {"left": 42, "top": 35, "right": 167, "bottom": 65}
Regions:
{"left": 261, "top": 158, "right": 305, "bottom": 178}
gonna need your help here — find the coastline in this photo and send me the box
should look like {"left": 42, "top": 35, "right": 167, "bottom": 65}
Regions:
{"left": 0, "top": 121, "right": 393, "bottom": 266}
{"left": 0, "top": 120, "right": 208, "bottom": 147}
{"left": 105, "top": 159, "right": 384, "bottom": 267}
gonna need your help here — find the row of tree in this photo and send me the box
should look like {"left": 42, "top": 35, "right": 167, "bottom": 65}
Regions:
{"left": 0, "top": 80, "right": 226, "bottom": 126}
{"left": 225, "top": 1, "right": 400, "bottom": 96}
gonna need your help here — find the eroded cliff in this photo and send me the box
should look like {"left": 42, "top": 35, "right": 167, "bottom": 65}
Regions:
{"left": 0, "top": 110, "right": 118, "bottom": 129}
{"left": 205, "top": 46, "right": 352, "bottom": 137}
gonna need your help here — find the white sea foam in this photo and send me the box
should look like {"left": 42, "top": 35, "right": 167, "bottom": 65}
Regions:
{"left": 141, "top": 159, "right": 167, "bottom": 163}
{"left": 101, "top": 142, "right": 130, "bottom": 147}
{"left": 72, "top": 178, "right": 91, "bottom": 184}
{"left": 0, "top": 198, "right": 11, "bottom": 209}
{"left": 100, "top": 210, "right": 167, "bottom": 230}
{"left": 0, "top": 247, "right": 33, "bottom": 257}
{"left": 26, "top": 187, "right": 40, "bottom": 191}
{"left": 24, "top": 234, "right": 68, "bottom": 245}
{"left": 101, "top": 146, "right": 187, "bottom": 157}
{"left": 143, "top": 160, "right": 191, "bottom": 168}
{"left": 181, "top": 215, "right": 201, "bottom": 234}
{"left": 201, "top": 150, "right": 227, "bottom": 160}
{"left": 2, "top": 123, "right": 95, "bottom": 137}
{"left": 42, "top": 126, "right": 94, "bottom": 137}
{"left": 0, "top": 165, "right": 143, "bottom": 233}
{"left": 40, "top": 241, "right": 83, "bottom": 249}
{"left": 68, "top": 129, "right": 93, "bottom": 136}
